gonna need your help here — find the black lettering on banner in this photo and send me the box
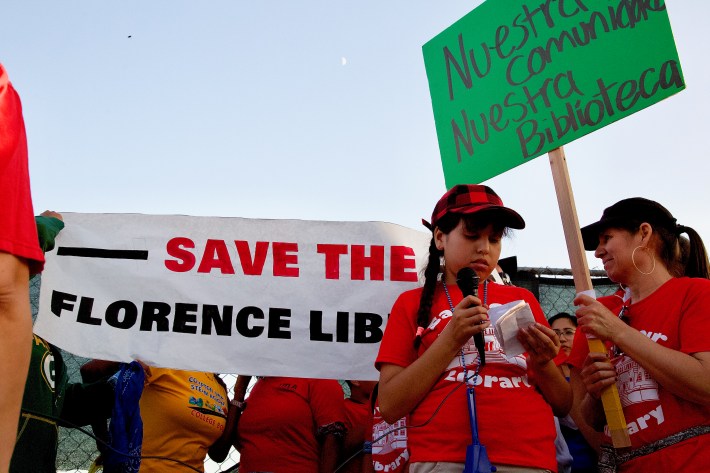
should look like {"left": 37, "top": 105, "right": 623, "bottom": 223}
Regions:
{"left": 354, "top": 312, "right": 384, "bottom": 343}
{"left": 51, "top": 290, "right": 77, "bottom": 317}
{"left": 310, "top": 311, "right": 385, "bottom": 343}
{"left": 77, "top": 296, "right": 101, "bottom": 325}
{"left": 48, "top": 292, "right": 380, "bottom": 347}
{"left": 267, "top": 308, "right": 292, "bottom": 339}
{"left": 174, "top": 303, "right": 199, "bottom": 334}
{"left": 140, "top": 301, "right": 171, "bottom": 332}
{"left": 51, "top": 290, "right": 101, "bottom": 325}
{"left": 310, "top": 311, "right": 331, "bottom": 342}
{"left": 236, "top": 306, "right": 265, "bottom": 338}
{"left": 105, "top": 300, "right": 138, "bottom": 329}
{"left": 57, "top": 247, "right": 149, "bottom": 260}
{"left": 337, "top": 311, "right": 349, "bottom": 342}
{"left": 202, "top": 305, "right": 233, "bottom": 336}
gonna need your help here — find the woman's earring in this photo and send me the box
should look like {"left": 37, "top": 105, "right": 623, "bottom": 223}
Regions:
{"left": 631, "top": 246, "right": 656, "bottom": 275}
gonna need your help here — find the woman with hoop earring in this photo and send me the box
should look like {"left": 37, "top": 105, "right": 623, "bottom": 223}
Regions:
{"left": 568, "top": 197, "right": 710, "bottom": 472}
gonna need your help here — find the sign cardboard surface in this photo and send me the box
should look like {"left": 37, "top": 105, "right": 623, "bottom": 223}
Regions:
{"left": 424, "top": 0, "right": 684, "bottom": 187}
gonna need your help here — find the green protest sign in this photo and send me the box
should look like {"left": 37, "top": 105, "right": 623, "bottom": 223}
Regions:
{"left": 423, "top": 0, "right": 684, "bottom": 188}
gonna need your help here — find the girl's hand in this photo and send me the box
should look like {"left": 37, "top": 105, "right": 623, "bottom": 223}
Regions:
{"left": 441, "top": 295, "right": 490, "bottom": 348}
{"left": 517, "top": 322, "right": 560, "bottom": 367}
{"left": 574, "top": 294, "right": 628, "bottom": 343}
{"left": 579, "top": 352, "right": 617, "bottom": 399}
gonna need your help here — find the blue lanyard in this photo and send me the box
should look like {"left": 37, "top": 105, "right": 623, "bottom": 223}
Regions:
{"left": 442, "top": 280, "right": 495, "bottom": 473}
{"left": 442, "top": 280, "right": 486, "bottom": 445}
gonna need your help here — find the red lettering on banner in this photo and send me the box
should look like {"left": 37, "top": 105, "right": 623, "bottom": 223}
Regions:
{"left": 165, "top": 239, "right": 418, "bottom": 281}
{"left": 235, "top": 241, "right": 269, "bottom": 275}
{"left": 351, "top": 245, "right": 385, "bottom": 280}
{"left": 390, "top": 246, "right": 417, "bottom": 282}
{"left": 317, "top": 244, "right": 418, "bottom": 282}
{"left": 164, "top": 237, "right": 197, "bottom": 272}
{"left": 164, "top": 238, "right": 298, "bottom": 277}
{"left": 273, "top": 242, "right": 299, "bottom": 277}
{"left": 317, "top": 244, "right": 349, "bottom": 279}
{"left": 197, "top": 239, "right": 236, "bottom": 274}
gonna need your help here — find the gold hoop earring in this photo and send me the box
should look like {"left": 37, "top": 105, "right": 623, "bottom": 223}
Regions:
{"left": 631, "top": 246, "right": 656, "bottom": 275}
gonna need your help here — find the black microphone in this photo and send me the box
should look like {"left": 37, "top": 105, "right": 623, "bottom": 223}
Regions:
{"left": 456, "top": 267, "right": 485, "bottom": 367}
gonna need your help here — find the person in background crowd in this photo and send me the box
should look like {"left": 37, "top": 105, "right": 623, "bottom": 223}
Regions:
{"left": 339, "top": 380, "right": 377, "bottom": 473}
{"left": 376, "top": 184, "right": 571, "bottom": 473}
{"left": 82, "top": 360, "right": 238, "bottom": 472}
{"left": 10, "top": 211, "right": 114, "bottom": 473}
{"left": 549, "top": 313, "right": 579, "bottom": 379}
{"left": 548, "top": 312, "right": 599, "bottom": 473}
{"left": 570, "top": 197, "right": 710, "bottom": 472}
{"left": 0, "top": 62, "right": 46, "bottom": 473}
{"left": 235, "top": 376, "right": 346, "bottom": 473}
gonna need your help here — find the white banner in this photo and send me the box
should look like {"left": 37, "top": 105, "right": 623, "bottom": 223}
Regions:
{"left": 34, "top": 213, "right": 430, "bottom": 380}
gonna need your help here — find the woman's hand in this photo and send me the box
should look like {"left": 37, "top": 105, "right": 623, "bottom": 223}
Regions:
{"left": 440, "top": 295, "right": 490, "bottom": 348}
{"left": 574, "top": 294, "right": 629, "bottom": 343}
{"left": 517, "top": 322, "right": 560, "bottom": 367}
{"left": 40, "top": 210, "right": 63, "bottom": 221}
{"left": 579, "top": 352, "right": 617, "bottom": 400}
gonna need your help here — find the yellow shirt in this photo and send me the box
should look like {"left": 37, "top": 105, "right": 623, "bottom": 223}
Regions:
{"left": 138, "top": 368, "right": 228, "bottom": 472}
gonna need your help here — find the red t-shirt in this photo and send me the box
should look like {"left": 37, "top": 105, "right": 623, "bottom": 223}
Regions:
{"left": 0, "top": 64, "right": 43, "bottom": 273}
{"left": 371, "top": 401, "right": 410, "bottom": 473}
{"left": 341, "top": 398, "right": 374, "bottom": 473}
{"left": 376, "top": 282, "right": 558, "bottom": 471}
{"left": 236, "top": 377, "right": 346, "bottom": 473}
{"left": 568, "top": 277, "right": 710, "bottom": 471}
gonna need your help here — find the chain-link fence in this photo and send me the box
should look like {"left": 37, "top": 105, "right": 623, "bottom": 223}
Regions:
{"left": 30, "top": 267, "right": 620, "bottom": 472}
{"left": 513, "top": 266, "right": 619, "bottom": 318}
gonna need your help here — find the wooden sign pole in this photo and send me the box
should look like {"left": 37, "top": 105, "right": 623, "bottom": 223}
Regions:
{"left": 548, "top": 146, "right": 631, "bottom": 448}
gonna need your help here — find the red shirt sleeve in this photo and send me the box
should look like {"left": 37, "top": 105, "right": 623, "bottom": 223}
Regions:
{"left": 310, "top": 379, "right": 346, "bottom": 429}
{"left": 677, "top": 278, "right": 710, "bottom": 354}
{"left": 0, "top": 63, "right": 44, "bottom": 273}
{"left": 375, "top": 290, "right": 419, "bottom": 371}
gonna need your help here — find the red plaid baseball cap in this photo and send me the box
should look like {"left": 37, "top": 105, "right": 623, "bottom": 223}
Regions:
{"left": 424, "top": 184, "right": 525, "bottom": 231}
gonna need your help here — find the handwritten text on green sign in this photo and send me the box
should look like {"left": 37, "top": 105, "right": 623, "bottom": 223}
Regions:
{"left": 424, "top": 0, "right": 684, "bottom": 187}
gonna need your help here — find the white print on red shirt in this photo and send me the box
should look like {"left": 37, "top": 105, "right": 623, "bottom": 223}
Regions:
{"left": 605, "top": 405, "right": 665, "bottom": 437}
{"left": 431, "top": 309, "right": 528, "bottom": 374}
{"left": 612, "top": 328, "right": 668, "bottom": 408}
{"left": 372, "top": 413, "right": 407, "bottom": 454}
{"left": 604, "top": 330, "right": 668, "bottom": 438}
{"left": 614, "top": 354, "right": 659, "bottom": 407}
{"left": 373, "top": 450, "right": 410, "bottom": 472}
{"left": 372, "top": 406, "right": 409, "bottom": 472}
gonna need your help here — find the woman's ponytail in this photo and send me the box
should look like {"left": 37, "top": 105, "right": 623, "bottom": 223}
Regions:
{"left": 679, "top": 225, "right": 710, "bottom": 279}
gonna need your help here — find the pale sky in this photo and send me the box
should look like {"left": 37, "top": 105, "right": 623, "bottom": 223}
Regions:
{"left": 3, "top": 1, "right": 708, "bottom": 271}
